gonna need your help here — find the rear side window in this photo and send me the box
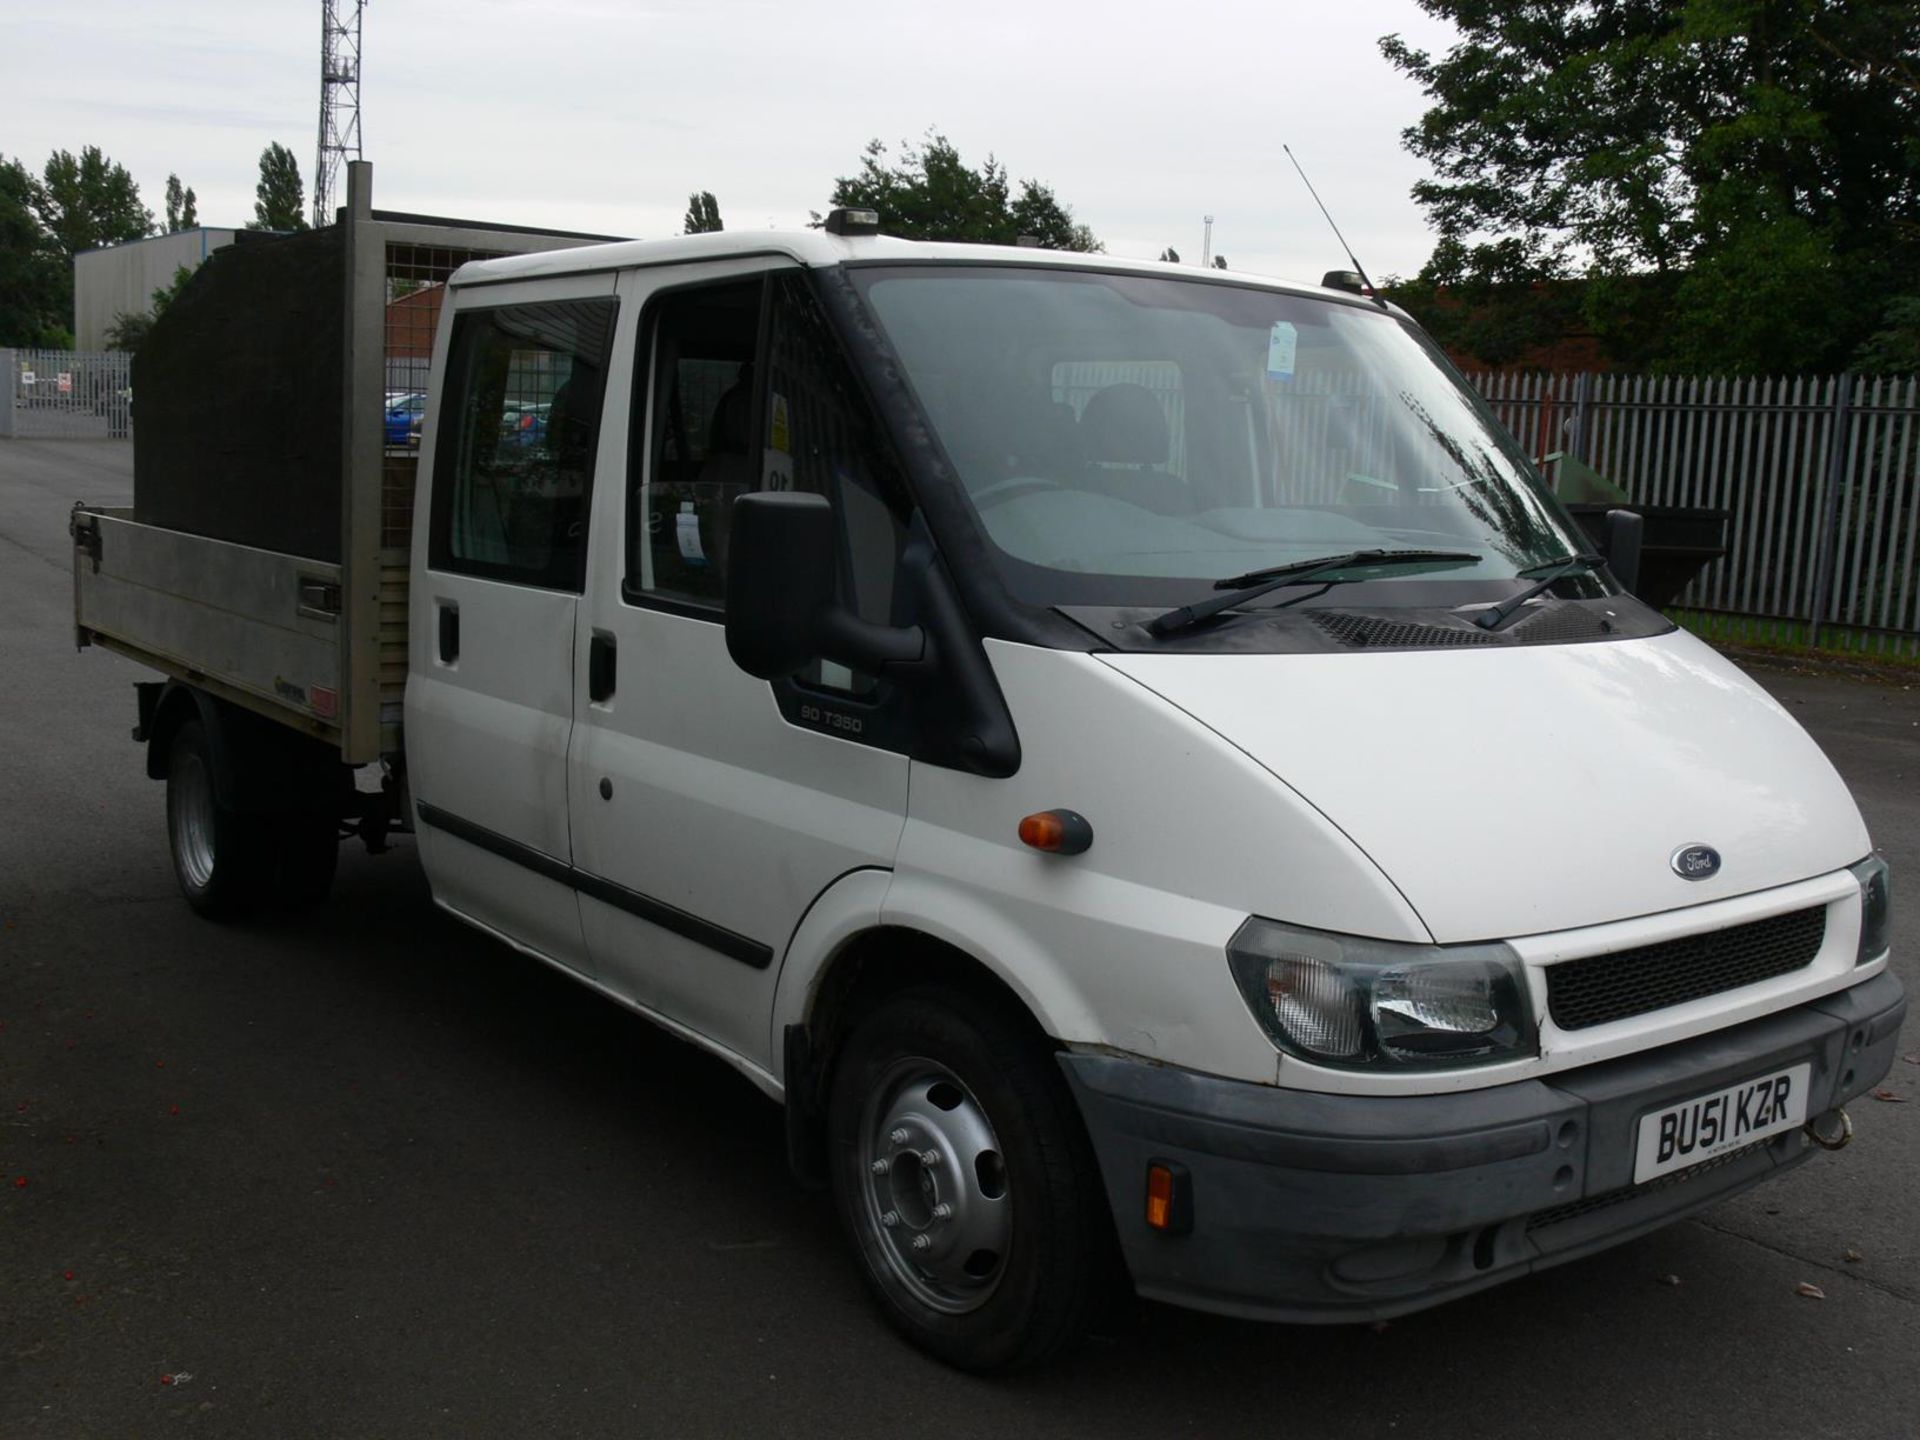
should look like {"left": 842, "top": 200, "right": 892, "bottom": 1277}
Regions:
{"left": 429, "top": 297, "right": 618, "bottom": 591}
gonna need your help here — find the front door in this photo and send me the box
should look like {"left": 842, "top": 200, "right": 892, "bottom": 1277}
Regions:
{"left": 407, "top": 276, "right": 622, "bottom": 972}
{"left": 567, "top": 262, "right": 914, "bottom": 1080}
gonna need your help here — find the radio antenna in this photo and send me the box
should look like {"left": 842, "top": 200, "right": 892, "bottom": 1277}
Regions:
{"left": 1282, "top": 144, "right": 1385, "bottom": 307}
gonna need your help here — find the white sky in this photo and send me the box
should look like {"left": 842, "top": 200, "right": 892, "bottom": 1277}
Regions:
{"left": 5, "top": 0, "right": 1460, "bottom": 283}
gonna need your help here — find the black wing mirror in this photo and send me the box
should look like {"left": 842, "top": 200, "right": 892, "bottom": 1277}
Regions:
{"left": 724, "top": 491, "right": 927, "bottom": 680}
{"left": 1603, "top": 507, "right": 1644, "bottom": 596}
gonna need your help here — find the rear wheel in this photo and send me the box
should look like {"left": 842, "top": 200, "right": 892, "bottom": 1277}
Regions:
{"left": 166, "top": 720, "right": 266, "bottom": 918}
{"left": 827, "top": 986, "right": 1111, "bottom": 1372}
{"left": 165, "top": 718, "right": 340, "bottom": 915}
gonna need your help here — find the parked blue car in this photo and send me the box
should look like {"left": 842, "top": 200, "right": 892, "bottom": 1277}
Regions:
{"left": 384, "top": 392, "right": 427, "bottom": 447}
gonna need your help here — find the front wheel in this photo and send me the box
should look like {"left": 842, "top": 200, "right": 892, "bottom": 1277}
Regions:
{"left": 827, "top": 986, "right": 1113, "bottom": 1371}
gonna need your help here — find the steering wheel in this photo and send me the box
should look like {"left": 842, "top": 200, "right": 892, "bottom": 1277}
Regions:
{"left": 968, "top": 476, "right": 1068, "bottom": 509}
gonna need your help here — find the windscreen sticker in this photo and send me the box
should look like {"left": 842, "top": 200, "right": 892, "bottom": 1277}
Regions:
{"left": 1266, "top": 322, "right": 1297, "bottom": 382}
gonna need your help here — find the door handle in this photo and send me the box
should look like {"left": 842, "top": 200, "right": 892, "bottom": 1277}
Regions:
{"left": 588, "top": 631, "right": 616, "bottom": 702}
{"left": 438, "top": 602, "right": 459, "bottom": 663}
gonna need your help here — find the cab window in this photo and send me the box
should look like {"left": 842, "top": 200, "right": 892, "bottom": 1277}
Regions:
{"left": 627, "top": 273, "right": 911, "bottom": 655}
{"left": 628, "top": 280, "right": 763, "bottom": 608}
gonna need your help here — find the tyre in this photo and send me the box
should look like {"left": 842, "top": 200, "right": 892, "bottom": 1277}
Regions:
{"left": 826, "top": 985, "right": 1112, "bottom": 1372}
{"left": 165, "top": 719, "right": 267, "bottom": 918}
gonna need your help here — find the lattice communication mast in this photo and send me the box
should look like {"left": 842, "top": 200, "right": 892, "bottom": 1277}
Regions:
{"left": 313, "top": 0, "right": 365, "bottom": 228}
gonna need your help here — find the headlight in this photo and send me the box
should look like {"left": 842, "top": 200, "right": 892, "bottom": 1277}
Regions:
{"left": 1850, "top": 854, "right": 1891, "bottom": 965}
{"left": 1226, "top": 917, "right": 1536, "bottom": 1070}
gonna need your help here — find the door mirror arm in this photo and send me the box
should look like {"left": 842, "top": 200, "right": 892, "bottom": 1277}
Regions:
{"left": 818, "top": 608, "right": 936, "bottom": 680}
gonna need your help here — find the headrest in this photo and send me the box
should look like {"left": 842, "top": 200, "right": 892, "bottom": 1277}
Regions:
{"left": 1079, "top": 383, "right": 1168, "bottom": 465}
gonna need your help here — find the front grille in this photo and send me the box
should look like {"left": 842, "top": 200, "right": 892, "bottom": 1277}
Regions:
{"left": 1311, "top": 612, "right": 1497, "bottom": 649}
{"left": 1526, "top": 1140, "right": 1770, "bottom": 1232}
{"left": 1547, "top": 906, "right": 1827, "bottom": 1031}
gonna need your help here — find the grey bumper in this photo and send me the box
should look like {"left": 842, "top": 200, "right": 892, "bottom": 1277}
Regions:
{"left": 1060, "top": 970, "right": 1906, "bottom": 1324}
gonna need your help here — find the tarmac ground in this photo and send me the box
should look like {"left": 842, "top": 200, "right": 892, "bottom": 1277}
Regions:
{"left": 2, "top": 440, "right": 1914, "bottom": 1438}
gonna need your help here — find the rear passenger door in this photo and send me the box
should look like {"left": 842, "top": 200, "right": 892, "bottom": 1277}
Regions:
{"left": 567, "top": 262, "right": 913, "bottom": 1080}
{"left": 407, "top": 278, "right": 622, "bottom": 973}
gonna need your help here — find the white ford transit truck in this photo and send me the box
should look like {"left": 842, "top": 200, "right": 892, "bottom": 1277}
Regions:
{"left": 74, "top": 164, "right": 1903, "bottom": 1371}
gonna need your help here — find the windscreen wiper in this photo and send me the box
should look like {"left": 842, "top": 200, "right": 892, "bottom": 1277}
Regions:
{"left": 1472, "top": 553, "right": 1608, "bottom": 632}
{"left": 1146, "top": 549, "right": 1480, "bottom": 638}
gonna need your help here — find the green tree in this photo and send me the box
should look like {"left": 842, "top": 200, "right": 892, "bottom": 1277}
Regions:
{"left": 1381, "top": 0, "right": 1920, "bottom": 373}
{"left": 24, "top": 145, "right": 152, "bottom": 343}
{"left": 250, "top": 143, "right": 308, "bottom": 232}
{"left": 822, "top": 132, "right": 1100, "bottom": 251}
{"left": 0, "top": 156, "right": 65, "bottom": 346}
{"left": 33, "top": 145, "right": 152, "bottom": 263}
{"left": 683, "top": 191, "right": 723, "bottom": 234}
{"left": 1851, "top": 296, "right": 1920, "bottom": 373}
{"left": 164, "top": 173, "right": 198, "bottom": 232}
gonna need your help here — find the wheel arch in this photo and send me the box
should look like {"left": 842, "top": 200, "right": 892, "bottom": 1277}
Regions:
{"left": 145, "top": 682, "right": 345, "bottom": 814}
{"left": 144, "top": 682, "right": 236, "bottom": 805}
{"left": 775, "top": 873, "right": 1102, "bottom": 1189}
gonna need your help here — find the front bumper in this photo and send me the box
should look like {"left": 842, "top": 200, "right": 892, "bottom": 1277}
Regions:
{"left": 1060, "top": 970, "right": 1905, "bottom": 1324}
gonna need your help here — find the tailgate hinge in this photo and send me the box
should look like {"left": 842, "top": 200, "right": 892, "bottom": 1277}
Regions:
{"left": 69, "top": 505, "right": 102, "bottom": 573}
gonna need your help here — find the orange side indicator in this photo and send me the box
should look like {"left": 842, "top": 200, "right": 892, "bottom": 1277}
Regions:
{"left": 1017, "top": 808, "right": 1093, "bottom": 855}
{"left": 1146, "top": 1164, "right": 1176, "bottom": 1230}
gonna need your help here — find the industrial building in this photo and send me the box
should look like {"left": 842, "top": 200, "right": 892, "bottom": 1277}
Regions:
{"left": 72, "top": 227, "right": 239, "bottom": 350}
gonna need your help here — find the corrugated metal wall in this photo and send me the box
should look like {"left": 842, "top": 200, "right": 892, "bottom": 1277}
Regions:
{"left": 1472, "top": 372, "right": 1920, "bottom": 658}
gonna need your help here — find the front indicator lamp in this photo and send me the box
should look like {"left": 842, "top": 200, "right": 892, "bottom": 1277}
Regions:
{"left": 1227, "top": 917, "right": 1535, "bottom": 1070}
{"left": 1850, "top": 854, "right": 1891, "bottom": 964}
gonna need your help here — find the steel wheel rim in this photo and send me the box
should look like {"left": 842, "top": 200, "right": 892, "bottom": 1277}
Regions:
{"left": 857, "top": 1057, "right": 1012, "bottom": 1315}
{"left": 170, "top": 750, "right": 217, "bottom": 890}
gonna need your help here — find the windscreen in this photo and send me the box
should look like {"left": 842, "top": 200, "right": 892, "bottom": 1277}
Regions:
{"left": 857, "top": 266, "right": 1583, "bottom": 607}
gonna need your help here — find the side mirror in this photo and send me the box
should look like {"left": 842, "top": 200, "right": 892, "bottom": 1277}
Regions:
{"left": 1603, "top": 507, "right": 1644, "bottom": 597}
{"left": 724, "top": 491, "right": 928, "bottom": 680}
{"left": 724, "top": 492, "right": 837, "bottom": 678}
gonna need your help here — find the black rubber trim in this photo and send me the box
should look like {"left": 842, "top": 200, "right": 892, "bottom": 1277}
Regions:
{"left": 415, "top": 801, "right": 571, "bottom": 885}
{"left": 415, "top": 801, "right": 773, "bottom": 970}
{"left": 572, "top": 868, "right": 772, "bottom": 969}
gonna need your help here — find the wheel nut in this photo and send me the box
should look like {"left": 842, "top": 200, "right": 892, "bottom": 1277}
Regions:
{"left": 920, "top": 1149, "right": 942, "bottom": 1168}
{"left": 931, "top": 1203, "right": 953, "bottom": 1221}
{"left": 910, "top": 1234, "right": 932, "bottom": 1252}
{"left": 869, "top": 1158, "right": 890, "bottom": 1176}
{"left": 880, "top": 1210, "right": 900, "bottom": 1228}
{"left": 889, "top": 1128, "right": 910, "bottom": 1145}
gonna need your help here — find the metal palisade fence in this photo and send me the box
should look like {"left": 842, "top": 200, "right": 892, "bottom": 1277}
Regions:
{"left": 1470, "top": 371, "right": 1920, "bottom": 660}
{"left": 1, "top": 348, "right": 134, "bottom": 440}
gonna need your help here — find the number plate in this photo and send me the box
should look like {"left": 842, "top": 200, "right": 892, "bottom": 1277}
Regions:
{"left": 1633, "top": 1062, "right": 1810, "bottom": 1184}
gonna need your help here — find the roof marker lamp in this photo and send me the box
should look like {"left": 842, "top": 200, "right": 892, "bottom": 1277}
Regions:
{"left": 1226, "top": 917, "right": 1536, "bottom": 1070}
{"left": 1850, "top": 854, "right": 1891, "bottom": 965}
{"left": 824, "top": 207, "right": 881, "bottom": 236}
